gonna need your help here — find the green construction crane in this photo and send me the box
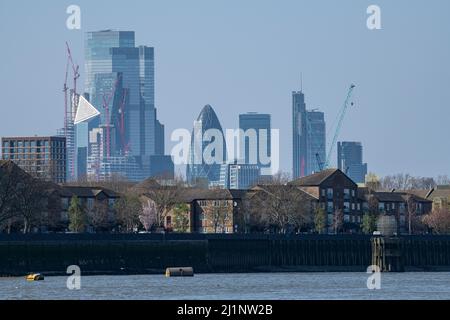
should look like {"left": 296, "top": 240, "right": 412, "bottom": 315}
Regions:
{"left": 323, "top": 84, "right": 356, "bottom": 169}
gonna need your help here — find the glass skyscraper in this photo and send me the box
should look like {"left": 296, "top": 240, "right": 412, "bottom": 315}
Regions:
{"left": 306, "top": 111, "right": 326, "bottom": 175}
{"left": 239, "top": 112, "right": 271, "bottom": 175}
{"left": 292, "top": 91, "right": 307, "bottom": 178}
{"left": 187, "top": 105, "right": 227, "bottom": 186}
{"left": 337, "top": 141, "right": 368, "bottom": 183}
{"left": 79, "top": 30, "right": 168, "bottom": 181}
{"left": 292, "top": 90, "right": 326, "bottom": 178}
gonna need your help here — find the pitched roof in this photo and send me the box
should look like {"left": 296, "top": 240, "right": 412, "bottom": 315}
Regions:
{"left": 251, "top": 184, "right": 317, "bottom": 201}
{"left": 289, "top": 169, "right": 340, "bottom": 186}
{"left": 143, "top": 188, "right": 248, "bottom": 203}
{"left": 60, "top": 186, "right": 119, "bottom": 198}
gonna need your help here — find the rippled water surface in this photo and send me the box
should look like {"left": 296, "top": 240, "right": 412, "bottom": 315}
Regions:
{"left": 1, "top": 272, "right": 450, "bottom": 300}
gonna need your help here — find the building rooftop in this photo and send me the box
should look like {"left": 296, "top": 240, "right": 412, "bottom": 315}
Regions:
{"left": 289, "top": 169, "right": 340, "bottom": 186}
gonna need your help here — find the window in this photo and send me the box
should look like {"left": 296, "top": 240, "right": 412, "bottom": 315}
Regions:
{"left": 61, "top": 198, "right": 69, "bottom": 210}
{"left": 344, "top": 201, "right": 350, "bottom": 213}
{"left": 344, "top": 214, "right": 350, "bottom": 222}
{"left": 357, "top": 203, "right": 361, "bottom": 211}
{"left": 327, "top": 201, "right": 333, "bottom": 213}
{"left": 399, "top": 203, "right": 405, "bottom": 214}
{"left": 351, "top": 203, "right": 355, "bottom": 210}
{"left": 321, "top": 189, "right": 326, "bottom": 197}
{"left": 392, "top": 203, "right": 396, "bottom": 210}
{"left": 108, "top": 199, "right": 115, "bottom": 209}
{"left": 327, "top": 188, "right": 333, "bottom": 199}
{"left": 344, "top": 189, "right": 350, "bottom": 199}
{"left": 378, "top": 202, "right": 385, "bottom": 212}
{"left": 87, "top": 198, "right": 94, "bottom": 210}
{"left": 351, "top": 189, "right": 355, "bottom": 197}
{"left": 327, "top": 214, "right": 333, "bottom": 224}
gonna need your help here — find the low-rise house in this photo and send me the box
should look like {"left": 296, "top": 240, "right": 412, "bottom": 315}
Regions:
{"left": 58, "top": 186, "right": 120, "bottom": 231}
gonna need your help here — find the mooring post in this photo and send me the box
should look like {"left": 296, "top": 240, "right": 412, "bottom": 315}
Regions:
{"left": 371, "top": 236, "right": 404, "bottom": 272}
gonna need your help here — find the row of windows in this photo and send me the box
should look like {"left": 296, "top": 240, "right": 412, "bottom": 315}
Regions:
{"left": 2, "top": 140, "right": 65, "bottom": 148}
{"left": 61, "top": 198, "right": 115, "bottom": 210}
{"left": 324, "top": 201, "right": 360, "bottom": 213}
{"left": 2, "top": 147, "right": 65, "bottom": 154}
{"left": 321, "top": 188, "right": 356, "bottom": 199}
{"left": 3, "top": 153, "right": 66, "bottom": 160}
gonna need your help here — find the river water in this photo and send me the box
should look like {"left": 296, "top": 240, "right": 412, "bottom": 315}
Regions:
{"left": 1, "top": 272, "right": 449, "bottom": 300}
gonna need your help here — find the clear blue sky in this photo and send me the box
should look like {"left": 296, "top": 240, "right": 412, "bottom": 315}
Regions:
{"left": 1, "top": 0, "right": 449, "bottom": 178}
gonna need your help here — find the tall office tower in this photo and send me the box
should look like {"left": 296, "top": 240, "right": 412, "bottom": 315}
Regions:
{"left": 239, "top": 112, "right": 271, "bottom": 176}
{"left": 292, "top": 91, "right": 307, "bottom": 178}
{"left": 1, "top": 136, "right": 66, "bottom": 183}
{"left": 187, "top": 105, "right": 227, "bottom": 187}
{"left": 306, "top": 110, "right": 326, "bottom": 175}
{"left": 337, "top": 141, "right": 368, "bottom": 183}
{"left": 82, "top": 30, "right": 167, "bottom": 181}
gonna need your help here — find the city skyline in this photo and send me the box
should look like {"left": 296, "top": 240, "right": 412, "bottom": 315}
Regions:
{"left": 1, "top": 0, "right": 450, "bottom": 178}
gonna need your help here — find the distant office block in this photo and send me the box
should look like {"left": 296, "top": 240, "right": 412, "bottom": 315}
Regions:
{"left": 143, "top": 155, "right": 174, "bottom": 179}
{"left": 337, "top": 141, "right": 368, "bottom": 183}
{"left": 292, "top": 90, "right": 326, "bottom": 178}
{"left": 220, "top": 161, "right": 261, "bottom": 189}
{"left": 239, "top": 112, "right": 271, "bottom": 174}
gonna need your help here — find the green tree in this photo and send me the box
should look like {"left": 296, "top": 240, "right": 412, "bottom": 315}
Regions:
{"left": 114, "top": 193, "right": 142, "bottom": 233}
{"left": 68, "top": 196, "right": 87, "bottom": 233}
{"left": 172, "top": 203, "right": 190, "bottom": 233}
{"left": 314, "top": 207, "right": 326, "bottom": 234}
{"left": 362, "top": 213, "right": 377, "bottom": 234}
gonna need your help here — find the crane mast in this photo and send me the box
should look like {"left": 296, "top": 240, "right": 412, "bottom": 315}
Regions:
{"left": 324, "top": 84, "right": 356, "bottom": 169}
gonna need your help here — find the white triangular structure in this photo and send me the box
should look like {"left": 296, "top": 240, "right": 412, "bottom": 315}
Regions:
{"left": 74, "top": 95, "right": 101, "bottom": 124}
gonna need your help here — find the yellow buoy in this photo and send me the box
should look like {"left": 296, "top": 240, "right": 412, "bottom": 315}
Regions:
{"left": 26, "top": 273, "right": 44, "bottom": 281}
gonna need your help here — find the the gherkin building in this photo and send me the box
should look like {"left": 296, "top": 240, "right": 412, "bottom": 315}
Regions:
{"left": 187, "top": 104, "right": 227, "bottom": 186}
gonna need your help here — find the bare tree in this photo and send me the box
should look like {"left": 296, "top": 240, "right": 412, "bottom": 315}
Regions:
{"left": 381, "top": 173, "right": 436, "bottom": 190}
{"left": 333, "top": 209, "right": 344, "bottom": 234}
{"left": 145, "top": 183, "right": 183, "bottom": 229}
{"left": 203, "top": 201, "right": 230, "bottom": 233}
{"left": 435, "top": 175, "right": 450, "bottom": 186}
{"left": 15, "top": 179, "right": 47, "bottom": 233}
{"left": 406, "top": 195, "right": 417, "bottom": 235}
{"left": 244, "top": 184, "right": 312, "bottom": 234}
{"left": 90, "top": 200, "right": 112, "bottom": 232}
{"left": 423, "top": 207, "right": 450, "bottom": 234}
{"left": 140, "top": 199, "right": 157, "bottom": 231}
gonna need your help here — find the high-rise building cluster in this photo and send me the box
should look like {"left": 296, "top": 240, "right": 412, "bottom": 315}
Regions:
{"left": 292, "top": 89, "right": 367, "bottom": 181}
{"left": 0, "top": 29, "right": 368, "bottom": 187}
{"left": 72, "top": 30, "right": 173, "bottom": 182}
{"left": 186, "top": 106, "right": 271, "bottom": 189}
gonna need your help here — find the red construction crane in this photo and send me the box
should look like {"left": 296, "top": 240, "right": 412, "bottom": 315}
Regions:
{"left": 102, "top": 76, "right": 120, "bottom": 159}
{"left": 66, "top": 42, "right": 80, "bottom": 100}
{"left": 63, "top": 57, "right": 69, "bottom": 137}
{"left": 118, "top": 88, "right": 128, "bottom": 154}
